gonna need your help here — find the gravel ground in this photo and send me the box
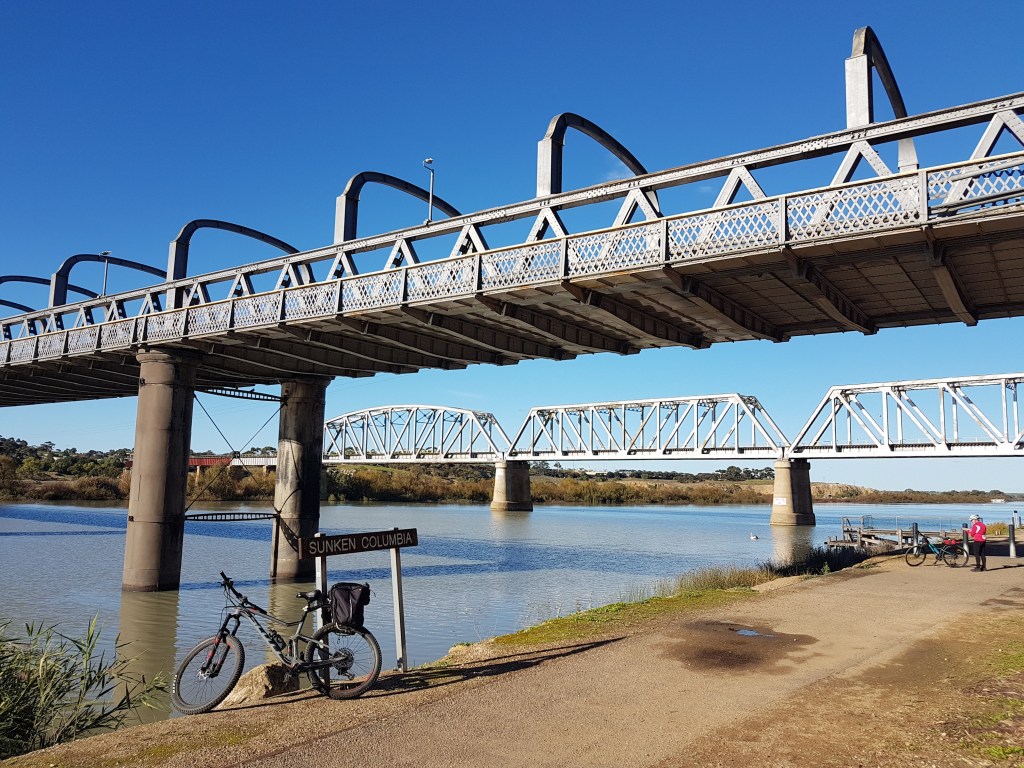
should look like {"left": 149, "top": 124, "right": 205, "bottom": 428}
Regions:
{"left": 6, "top": 554, "right": 1024, "bottom": 768}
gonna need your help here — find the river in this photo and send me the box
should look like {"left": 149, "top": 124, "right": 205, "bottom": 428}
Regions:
{"left": 0, "top": 499, "right": 1008, "bottom": 719}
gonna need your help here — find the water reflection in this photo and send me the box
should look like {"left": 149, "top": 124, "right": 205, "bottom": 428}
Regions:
{"left": 770, "top": 525, "right": 815, "bottom": 564}
{"left": 118, "top": 590, "right": 179, "bottom": 723}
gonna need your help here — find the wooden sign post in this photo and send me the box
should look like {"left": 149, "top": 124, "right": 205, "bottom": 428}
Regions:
{"left": 299, "top": 527, "right": 418, "bottom": 672}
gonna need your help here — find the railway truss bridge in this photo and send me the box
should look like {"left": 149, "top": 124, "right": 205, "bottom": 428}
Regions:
{"left": 1, "top": 28, "right": 1021, "bottom": 590}
{"left": 323, "top": 372, "right": 1024, "bottom": 522}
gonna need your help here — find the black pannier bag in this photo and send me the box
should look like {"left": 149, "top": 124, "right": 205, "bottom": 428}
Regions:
{"left": 329, "top": 582, "right": 371, "bottom": 628}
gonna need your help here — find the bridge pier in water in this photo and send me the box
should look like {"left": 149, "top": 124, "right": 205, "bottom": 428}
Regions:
{"left": 770, "top": 458, "right": 815, "bottom": 526}
{"left": 490, "top": 460, "right": 533, "bottom": 513}
{"left": 270, "top": 377, "right": 330, "bottom": 581}
{"left": 122, "top": 350, "right": 198, "bottom": 592}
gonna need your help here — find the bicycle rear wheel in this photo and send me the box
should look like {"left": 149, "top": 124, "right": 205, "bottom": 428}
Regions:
{"left": 944, "top": 545, "right": 969, "bottom": 568}
{"left": 171, "top": 634, "right": 245, "bottom": 715}
{"left": 305, "top": 624, "right": 382, "bottom": 699}
{"left": 905, "top": 547, "right": 927, "bottom": 566}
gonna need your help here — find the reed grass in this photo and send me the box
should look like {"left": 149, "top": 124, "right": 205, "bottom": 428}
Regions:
{"left": 0, "top": 617, "right": 164, "bottom": 759}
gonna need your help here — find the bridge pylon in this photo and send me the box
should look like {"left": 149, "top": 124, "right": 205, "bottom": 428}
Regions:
{"left": 122, "top": 349, "right": 199, "bottom": 591}
{"left": 769, "top": 458, "right": 815, "bottom": 527}
{"left": 490, "top": 459, "right": 532, "bottom": 513}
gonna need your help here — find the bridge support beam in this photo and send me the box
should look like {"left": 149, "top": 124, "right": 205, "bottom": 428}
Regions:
{"left": 122, "top": 350, "right": 199, "bottom": 592}
{"left": 271, "top": 377, "right": 331, "bottom": 581}
{"left": 491, "top": 460, "right": 533, "bottom": 513}
{"left": 769, "top": 458, "right": 815, "bottom": 526}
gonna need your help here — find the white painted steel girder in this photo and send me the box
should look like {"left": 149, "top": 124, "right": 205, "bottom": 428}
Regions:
{"left": 323, "top": 405, "right": 512, "bottom": 463}
{"left": 789, "top": 373, "right": 1024, "bottom": 458}
{"left": 507, "top": 395, "right": 789, "bottom": 461}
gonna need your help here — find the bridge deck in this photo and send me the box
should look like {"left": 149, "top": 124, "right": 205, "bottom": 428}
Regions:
{"left": 2, "top": 104, "right": 1023, "bottom": 407}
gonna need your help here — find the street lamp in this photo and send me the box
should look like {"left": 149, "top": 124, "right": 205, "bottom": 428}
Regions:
{"left": 422, "top": 158, "right": 434, "bottom": 224}
{"left": 99, "top": 251, "right": 111, "bottom": 296}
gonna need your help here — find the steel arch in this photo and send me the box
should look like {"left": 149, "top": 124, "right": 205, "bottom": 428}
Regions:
{"left": 334, "top": 171, "right": 462, "bottom": 245}
{"left": 49, "top": 253, "right": 165, "bottom": 306}
{"left": 324, "top": 405, "right": 512, "bottom": 463}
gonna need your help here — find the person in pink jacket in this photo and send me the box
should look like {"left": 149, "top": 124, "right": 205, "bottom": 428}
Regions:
{"left": 968, "top": 514, "right": 987, "bottom": 572}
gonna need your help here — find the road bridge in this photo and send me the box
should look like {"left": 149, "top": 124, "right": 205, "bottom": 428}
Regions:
{"left": 0, "top": 27, "right": 1021, "bottom": 590}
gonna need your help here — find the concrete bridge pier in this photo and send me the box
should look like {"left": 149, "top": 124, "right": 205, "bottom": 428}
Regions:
{"left": 271, "top": 377, "right": 330, "bottom": 581}
{"left": 491, "top": 460, "right": 533, "bottom": 513}
{"left": 769, "top": 458, "right": 815, "bottom": 526}
{"left": 122, "top": 350, "right": 199, "bottom": 592}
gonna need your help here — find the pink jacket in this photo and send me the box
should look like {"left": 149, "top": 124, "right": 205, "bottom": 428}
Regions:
{"left": 969, "top": 521, "right": 987, "bottom": 542}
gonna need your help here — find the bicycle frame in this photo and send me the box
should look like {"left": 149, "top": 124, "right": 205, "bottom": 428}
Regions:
{"left": 201, "top": 579, "right": 323, "bottom": 677}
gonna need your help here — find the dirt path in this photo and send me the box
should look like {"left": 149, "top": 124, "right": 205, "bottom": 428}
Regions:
{"left": 8, "top": 556, "right": 1024, "bottom": 768}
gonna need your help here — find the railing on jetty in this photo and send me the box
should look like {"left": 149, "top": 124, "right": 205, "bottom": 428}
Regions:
{"left": 827, "top": 517, "right": 966, "bottom": 550}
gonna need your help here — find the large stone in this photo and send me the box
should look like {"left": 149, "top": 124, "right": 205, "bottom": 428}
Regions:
{"left": 217, "top": 662, "right": 298, "bottom": 708}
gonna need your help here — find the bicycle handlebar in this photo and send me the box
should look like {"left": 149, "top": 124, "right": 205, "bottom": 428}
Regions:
{"left": 219, "top": 571, "right": 245, "bottom": 602}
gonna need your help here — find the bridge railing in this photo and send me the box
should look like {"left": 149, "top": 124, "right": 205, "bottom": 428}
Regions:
{"left": 2, "top": 150, "right": 1023, "bottom": 364}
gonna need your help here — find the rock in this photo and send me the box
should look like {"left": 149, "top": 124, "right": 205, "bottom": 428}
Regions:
{"left": 217, "top": 662, "right": 298, "bottom": 708}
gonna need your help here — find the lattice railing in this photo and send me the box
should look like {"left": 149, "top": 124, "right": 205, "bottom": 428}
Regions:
{"left": 2, "top": 148, "right": 1023, "bottom": 368}
{"left": 341, "top": 271, "right": 403, "bottom": 312}
{"left": 233, "top": 295, "right": 282, "bottom": 328}
{"left": 406, "top": 255, "right": 477, "bottom": 302}
{"left": 100, "top": 319, "right": 136, "bottom": 349}
{"left": 567, "top": 223, "right": 662, "bottom": 276}
{"left": 668, "top": 201, "right": 780, "bottom": 260}
{"left": 928, "top": 156, "right": 1024, "bottom": 212}
{"left": 186, "top": 303, "right": 232, "bottom": 336}
{"left": 68, "top": 326, "right": 100, "bottom": 353}
{"left": 283, "top": 282, "right": 340, "bottom": 320}
{"left": 787, "top": 176, "right": 920, "bottom": 241}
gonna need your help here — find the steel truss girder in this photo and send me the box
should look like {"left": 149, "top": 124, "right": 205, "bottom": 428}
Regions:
{"left": 323, "top": 405, "right": 512, "bottom": 463}
{"left": 507, "top": 394, "right": 789, "bottom": 461}
{"left": 790, "top": 373, "right": 1024, "bottom": 458}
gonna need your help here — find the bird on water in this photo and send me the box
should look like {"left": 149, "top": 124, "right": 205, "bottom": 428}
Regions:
{"left": 749, "top": 532, "right": 759, "bottom": 540}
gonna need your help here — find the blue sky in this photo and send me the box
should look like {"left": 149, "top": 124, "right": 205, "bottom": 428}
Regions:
{"left": 1, "top": 1, "right": 1023, "bottom": 491}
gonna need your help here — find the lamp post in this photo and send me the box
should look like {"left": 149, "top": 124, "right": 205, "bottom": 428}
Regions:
{"left": 99, "top": 251, "right": 111, "bottom": 296}
{"left": 422, "top": 158, "right": 434, "bottom": 224}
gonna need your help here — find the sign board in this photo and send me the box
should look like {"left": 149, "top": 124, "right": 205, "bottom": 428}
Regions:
{"left": 299, "top": 528, "right": 418, "bottom": 560}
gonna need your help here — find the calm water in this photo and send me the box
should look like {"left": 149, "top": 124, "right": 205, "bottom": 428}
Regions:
{"left": 0, "top": 499, "right": 1007, "bottom": 718}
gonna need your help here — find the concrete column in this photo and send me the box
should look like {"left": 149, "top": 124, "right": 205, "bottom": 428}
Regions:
{"left": 271, "top": 377, "right": 330, "bottom": 581}
{"left": 769, "top": 458, "right": 815, "bottom": 526}
{"left": 122, "top": 350, "right": 198, "bottom": 592}
{"left": 491, "top": 460, "right": 533, "bottom": 513}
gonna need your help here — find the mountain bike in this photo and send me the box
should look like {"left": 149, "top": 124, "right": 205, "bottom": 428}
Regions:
{"left": 904, "top": 535, "right": 969, "bottom": 568}
{"left": 171, "top": 572, "right": 381, "bottom": 715}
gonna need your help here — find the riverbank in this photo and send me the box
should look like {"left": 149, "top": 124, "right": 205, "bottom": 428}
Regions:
{"left": 3, "top": 466, "right": 1019, "bottom": 506}
{"left": 8, "top": 553, "right": 1024, "bottom": 768}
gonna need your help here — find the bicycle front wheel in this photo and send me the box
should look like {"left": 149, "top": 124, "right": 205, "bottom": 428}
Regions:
{"left": 944, "top": 545, "right": 969, "bottom": 568}
{"left": 171, "top": 634, "right": 245, "bottom": 715}
{"left": 905, "top": 547, "right": 927, "bottom": 566}
{"left": 305, "top": 624, "right": 382, "bottom": 700}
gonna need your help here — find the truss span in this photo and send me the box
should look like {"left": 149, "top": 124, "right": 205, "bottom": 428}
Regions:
{"left": 323, "top": 405, "right": 512, "bottom": 463}
{"left": 790, "top": 372, "right": 1024, "bottom": 458}
{"left": 507, "top": 395, "right": 789, "bottom": 461}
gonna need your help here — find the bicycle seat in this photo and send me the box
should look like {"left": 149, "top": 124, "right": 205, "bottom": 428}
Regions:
{"left": 297, "top": 589, "right": 321, "bottom": 602}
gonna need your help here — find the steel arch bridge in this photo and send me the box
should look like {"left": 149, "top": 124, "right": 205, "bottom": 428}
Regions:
{"left": 323, "top": 405, "right": 512, "bottom": 463}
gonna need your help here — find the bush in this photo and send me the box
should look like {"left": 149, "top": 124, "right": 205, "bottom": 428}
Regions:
{"left": 0, "top": 617, "right": 164, "bottom": 759}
